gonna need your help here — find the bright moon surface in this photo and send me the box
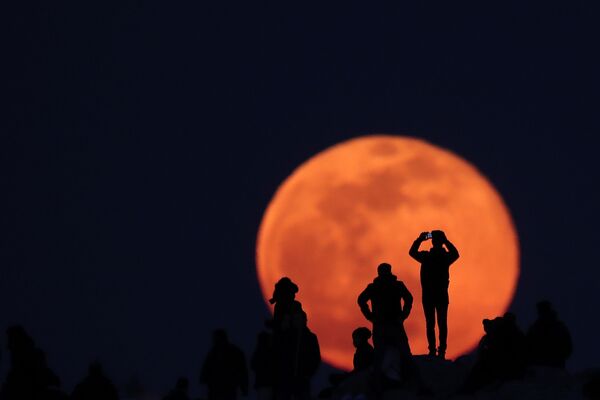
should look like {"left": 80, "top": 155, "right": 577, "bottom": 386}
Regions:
{"left": 256, "top": 135, "right": 519, "bottom": 371}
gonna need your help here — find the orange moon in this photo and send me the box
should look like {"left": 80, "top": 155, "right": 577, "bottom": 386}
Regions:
{"left": 256, "top": 135, "right": 519, "bottom": 370}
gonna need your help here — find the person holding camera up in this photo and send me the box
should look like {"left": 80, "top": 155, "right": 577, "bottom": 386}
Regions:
{"left": 409, "top": 230, "right": 459, "bottom": 359}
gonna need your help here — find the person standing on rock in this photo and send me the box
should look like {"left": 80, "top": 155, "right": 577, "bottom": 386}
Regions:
{"left": 357, "top": 263, "right": 413, "bottom": 358}
{"left": 409, "top": 230, "right": 459, "bottom": 359}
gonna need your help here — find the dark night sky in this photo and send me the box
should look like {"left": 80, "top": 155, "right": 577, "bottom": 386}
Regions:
{"left": 2, "top": 0, "right": 600, "bottom": 395}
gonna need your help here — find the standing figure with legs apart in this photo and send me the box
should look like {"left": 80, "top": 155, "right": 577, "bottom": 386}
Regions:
{"left": 358, "top": 263, "right": 414, "bottom": 388}
{"left": 409, "top": 230, "right": 459, "bottom": 359}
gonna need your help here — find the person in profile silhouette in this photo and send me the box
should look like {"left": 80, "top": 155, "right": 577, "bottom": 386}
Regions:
{"left": 32, "top": 348, "right": 64, "bottom": 396}
{"left": 269, "top": 277, "right": 304, "bottom": 333}
{"left": 526, "top": 300, "right": 572, "bottom": 369}
{"left": 409, "top": 230, "right": 459, "bottom": 359}
{"left": 71, "top": 362, "right": 119, "bottom": 400}
{"left": 162, "top": 377, "right": 190, "bottom": 400}
{"left": 200, "top": 329, "right": 249, "bottom": 400}
{"left": 459, "top": 317, "right": 501, "bottom": 393}
{"left": 460, "top": 313, "right": 527, "bottom": 393}
{"left": 0, "top": 326, "right": 68, "bottom": 400}
{"left": 352, "top": 327, "right": 375, "bottom": 373}
{"left": 317, "top": 327, "right": 374, "bottom": 399}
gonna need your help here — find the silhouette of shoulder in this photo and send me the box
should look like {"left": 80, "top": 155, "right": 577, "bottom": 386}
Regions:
{"left": 162, "top": 378, "right": 190, "bottom": 400}
{"left": 71, "top": 363, "right": 119, "bottom": 400}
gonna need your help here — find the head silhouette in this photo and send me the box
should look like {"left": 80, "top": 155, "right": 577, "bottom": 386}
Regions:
{"left": 269, "top": 277, "right": 299, "bottom": 304}
{"left": 89, "top": 361, "right": 104, "bottom": 377}
{"left": 213, "top": 329, "right": 229, "bottom": 347}
{"left": 377, "top": 263, "right": 392, "bottom": 277}
{"left": 431, "top": 230, "right": 446, "bottom": 248}
{"left": 503, "top": 312, "right": 517, "bottom": 325}
{"left": 482, "top": 318, "right": 502, "bottom": 335}
{"left": 6, "top": 325, "right": 34, "bottom": 352}
{"left": 352, "top": 327, "right": 372, "bottom": 347}
{"left": 482, "top": 319, "right": 492, "bottom": 334}
{"left": 537, "top": 300, "right": 557, "bottom": 320}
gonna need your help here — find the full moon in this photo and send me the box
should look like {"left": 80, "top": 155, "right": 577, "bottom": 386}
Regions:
{"left": 256, "top": 135, "right": 519, "bottom": 370}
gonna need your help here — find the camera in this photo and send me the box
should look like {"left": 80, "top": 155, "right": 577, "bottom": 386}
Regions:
{"left": 425, "top": 232, "right": 432, "bottom": 240}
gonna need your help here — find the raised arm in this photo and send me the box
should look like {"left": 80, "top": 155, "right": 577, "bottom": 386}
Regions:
{"left": 444, "top": 238, "right": 460, "bottom": 264}
{"left": 357, "top": 286, "right": 373, "bottom": 321}
{"left": 409, "top": 232, "right": 428, "bottom": 262}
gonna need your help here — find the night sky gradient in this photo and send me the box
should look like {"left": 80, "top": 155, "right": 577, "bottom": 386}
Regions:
{"left": 2, "top": 1, "right": 599, "bottom": 396}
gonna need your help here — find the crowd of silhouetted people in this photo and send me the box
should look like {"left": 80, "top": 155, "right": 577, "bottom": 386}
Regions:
{"left": 0, "top": 287, "right": 578, "bottom": 400}
{"left": 0, "top": 326, "right": 120, "bottom": 400}
{"left": 459, "top": 301, "right": 573, "bottom": 394}
{"left": 0, "top": 230, "right": 587, "bottom": 399}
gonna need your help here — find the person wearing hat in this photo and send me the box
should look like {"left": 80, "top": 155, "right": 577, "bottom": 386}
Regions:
{"left": 269, "top": 277, "right": 303, "bottom": 333}
{"left": 409, "top": 230, "right": 459, "bottom": 359}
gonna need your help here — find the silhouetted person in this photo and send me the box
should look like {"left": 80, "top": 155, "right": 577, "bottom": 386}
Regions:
{"left": 0, "top": 325, "right": 68, "bottom": 400}
{"left": 459, "top": 318, "right": 501, "bottom": 393}
{"left": 33, "top": 348, "right": 66, "bottom": 399}
{"left": 352, "top": 327, "right": 374, "bottom": 372}
{"left": 460, "top": 314, "right": 527, "bottom": 394}
{"left": 269, "top": 277, "right": 304, "bottom": 333}
{"left": 200, "top": 329, "right": 249, "bottom": 400}
{"left": 358, "top": 263, "right": 413, "bottom": 355}
{"left": 162, "top": 377, "right": 190, "bottom": 400}
{"left": 273, "top": 311, "right": 320, "bottom": 400}
{"left": 357, "top": 262, "right": 420, "bottom": 393}
{"left": 251, "top": 331, "right": 274, "bottom": 400}
{"left": 409, "top": 230, "right": 459, "bottom": 358}
{"left": 501, "top": 312, "right": 527, "bottom": 378}
{"left": 317, "top": 327, "right": 374, "bottom": 399}
{"left": 124, "top": 375, "right": 145, "bottom": 399}
{"left": 71, "top": 362, "right": 119, "bottom": 400}
{"left": 526, "top": 300, "right": 572, "bottom": 369}
{"left": 488, "top": 313, "right": 527, "bottom": 382}
{"left": 5, "top": 325, "right": 35, "bottom": 366}
{"left": 0, "top": 325, "right": 36, "bottom": 400}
